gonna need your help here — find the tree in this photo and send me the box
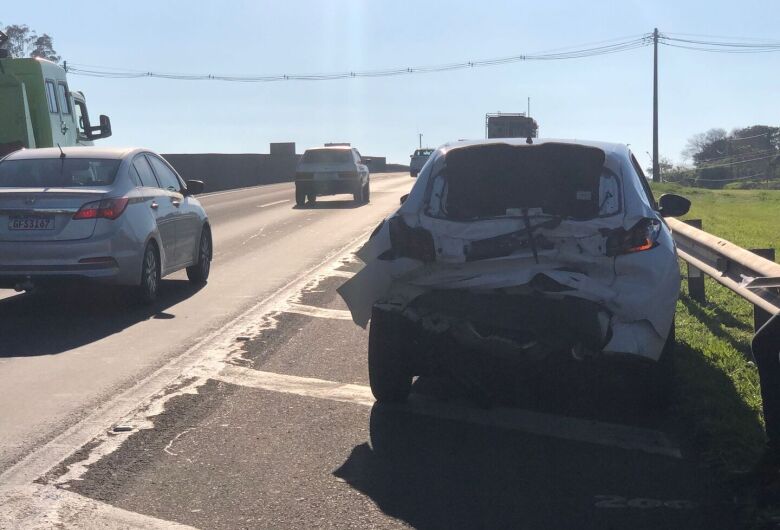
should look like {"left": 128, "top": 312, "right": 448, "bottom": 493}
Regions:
{"left": 681, "top": 125, "right": 780, "bottom": 188}
{"left": 646, "top": 157, "right": 693, "bottom": 184}
{"left": 29, "top": 34, "right": 60, "bottom": 63}
{"left": 0, "top": 23, "right": 60, "bottom": 63}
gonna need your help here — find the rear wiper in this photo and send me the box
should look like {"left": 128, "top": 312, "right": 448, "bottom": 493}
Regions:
{"left": 463, "top": 217, "right": 560, "bottom": 262}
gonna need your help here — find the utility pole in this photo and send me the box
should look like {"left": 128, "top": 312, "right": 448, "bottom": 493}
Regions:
{"left": 653, "top": 28, "right": 660, "bottom": 182}
{"left": 527, "top": 97, "right": 530, "bottom": 117}
{"left": 418, "top": 133, "right": 423, "bottom": 149}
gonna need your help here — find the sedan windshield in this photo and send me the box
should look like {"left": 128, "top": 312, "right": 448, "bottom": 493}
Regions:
{"left": 0, "top": 158, "right": 121, "bottom": 188}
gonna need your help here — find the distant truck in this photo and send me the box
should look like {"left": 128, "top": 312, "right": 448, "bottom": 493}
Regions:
{"left": 0, "top": 43, "right": 112, "bottom": 158}
{"left": 485, "top": 113, "right": 538, "bottom": 139}
{"left": 409, "top": 148, "right": 433, "bottom": 177}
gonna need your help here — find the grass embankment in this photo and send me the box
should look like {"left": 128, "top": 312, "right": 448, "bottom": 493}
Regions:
{"left": 651, "top": 184, "right": 780, "bottom": 475}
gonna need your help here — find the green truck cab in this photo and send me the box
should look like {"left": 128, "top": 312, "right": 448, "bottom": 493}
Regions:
{"left": 0, "top": 56, "right": 112, "bottom": 157}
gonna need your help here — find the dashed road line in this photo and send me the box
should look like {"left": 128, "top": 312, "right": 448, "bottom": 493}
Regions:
{"left": 257, "top": 199, "right": 290, "bottom": 208}
{"left": 213, "top": 364, "right": 682, "bottom": 459}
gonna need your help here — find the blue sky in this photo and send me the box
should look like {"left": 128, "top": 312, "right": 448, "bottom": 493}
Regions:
{"left": 5, "top": 1, "right": 779, "bottom": 164}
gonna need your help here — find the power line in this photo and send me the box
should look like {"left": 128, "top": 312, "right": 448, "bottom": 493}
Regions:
{"left": 672, "top": 153, "right": 779, "bottom": 174}
{"left": 693, "top": 147, "right": 778, "bottom": 164}
{"left": 659, "top": 34, "right": 780, "bottom": 54}
{"left": 683, "top": 172, "right": 772, "bottom": 183}
{"left": 66, "top": 35, "right": 652, "bottom": 82}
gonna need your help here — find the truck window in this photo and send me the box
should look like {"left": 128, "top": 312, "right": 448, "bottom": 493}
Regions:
{"left": 57, "top": 83, "right": 71, "bottom": 114}
{"left": 45, "top": 80, "right": 59, "bottom": 114}
{"left": 147, "top": 155, "right": 182, "bottom": 192}
{"left": 132, "top": 155, "right": 159, "bottom": 188}
{"left": 74, "top": 100, "right": 88, "bottom": 138}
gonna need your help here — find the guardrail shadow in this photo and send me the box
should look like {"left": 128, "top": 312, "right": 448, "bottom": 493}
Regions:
{"left": 0, "top": 280, "right": 204, "bottom": 358}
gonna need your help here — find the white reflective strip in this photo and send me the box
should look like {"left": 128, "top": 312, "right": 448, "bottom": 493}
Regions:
{"left": 214, "top": 365, "right": 682, "bottom": 459}
{"left": 285, "top": 303, "right": 353, "bottom": 320}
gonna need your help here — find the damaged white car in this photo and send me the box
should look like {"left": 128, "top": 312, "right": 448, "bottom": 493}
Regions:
{"left": 338, "top": 139, "right": 691, "bottom": 403}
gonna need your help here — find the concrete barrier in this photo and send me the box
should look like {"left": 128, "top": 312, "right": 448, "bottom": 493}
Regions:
{"left": 162, "top": 143, "right": 399, "bottom": 193}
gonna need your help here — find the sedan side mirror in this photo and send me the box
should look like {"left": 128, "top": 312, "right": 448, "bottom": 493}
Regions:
{"left": 658, "top": 193, "right": 690, "bottom": 217}
{"left": 400, "top": 193, "right": 409, "bottom": 205}
{"left": 186, "top": 179, "right": 205, "bottom": 195}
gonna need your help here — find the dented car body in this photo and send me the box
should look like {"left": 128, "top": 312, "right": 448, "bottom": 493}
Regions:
{"left": 338, "top": 139, "right": 688, "bottom": 402}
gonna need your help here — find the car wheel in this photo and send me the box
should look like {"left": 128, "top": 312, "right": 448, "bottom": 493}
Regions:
{"left": 137, "top": 242, "right": 160, "bottom": 304}
{"left": 295, "top": 186, "right": 306, "bottom": 207}
{"left": 644, "top": 321, "right": 675, "bottom": 412}
{"left": 353, "top": 185, "right": 364, "bottom": 204}
{"left": 368, "top": 306, "right": 413, "bottom": 403}
{"left": 363, "top": 182, "right": 371, "bottom": 203}
{"left": 186, "top": 227, "right": 212, "bottom": 284}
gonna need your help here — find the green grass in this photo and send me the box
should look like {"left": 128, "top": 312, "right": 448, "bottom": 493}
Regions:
{"left": 647, "top": 183, "right": 778, "bottom": 475}
{"left": 655, "top": 183, "right": 780, "bottom": 262}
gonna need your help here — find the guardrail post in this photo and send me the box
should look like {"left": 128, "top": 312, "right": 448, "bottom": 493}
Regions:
{"left": 750, "top": 248, "right": 776, "bottom": 331}
{"left": 684, "top": 219, "right": 706, "bottom": 303}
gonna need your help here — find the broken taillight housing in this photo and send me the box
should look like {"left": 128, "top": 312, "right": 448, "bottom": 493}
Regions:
{"left": 388, "top": 215, "right": 436, "bottom": 262}
{"left": 605, "top": 218, "right": 660, "bottom": 256}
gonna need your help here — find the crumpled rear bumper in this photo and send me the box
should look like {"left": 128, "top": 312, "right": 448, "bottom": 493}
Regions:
{"left": 338, "top": 217, "right": 679, "bottom": 362}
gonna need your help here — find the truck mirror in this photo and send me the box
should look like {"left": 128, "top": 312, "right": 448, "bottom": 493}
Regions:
{"left": 87, "top": 115, "right": 112, "bottom": 140}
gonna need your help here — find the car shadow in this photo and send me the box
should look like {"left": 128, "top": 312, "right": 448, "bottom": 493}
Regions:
{"left": 331, "top": 402, "right": 738, "bottom": 530}
{"left": 0, "top": 280, "right": 204, "bottom": 358}
{"left": 292, "top": 199, "right": 364, "bottom": 210}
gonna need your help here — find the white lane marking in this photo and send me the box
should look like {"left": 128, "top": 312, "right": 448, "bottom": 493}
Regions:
{"left": 213, "top": 365, "right": 682, "bottom": 459}
{"left": 0, "top": 484, "right": 196, "bottom": 529}
{"left": 257, "top": 199, "right": 289, "bottom": 208}
{"left": 284, "top": 303, "right": 353, "bottom": 320}
{"left": 197, "top": 183, "right": 286, "bottom": 199}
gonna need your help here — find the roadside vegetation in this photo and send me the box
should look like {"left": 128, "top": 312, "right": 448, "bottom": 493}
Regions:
{"left": 652, "top": 183, "right": 780, "bottom": 477}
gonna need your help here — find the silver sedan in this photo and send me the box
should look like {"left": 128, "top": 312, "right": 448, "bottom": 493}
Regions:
{"left": 0, "top": 147, "right": 212, "bottom": 303}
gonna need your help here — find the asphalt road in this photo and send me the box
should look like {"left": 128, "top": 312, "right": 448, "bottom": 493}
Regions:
{"left": 0, "top": 173, "right": 411, "bottom": 474}
{"left": 0, "top": 173, "right": 741, "bottom": 529}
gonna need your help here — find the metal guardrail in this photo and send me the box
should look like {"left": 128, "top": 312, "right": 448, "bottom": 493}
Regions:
{"left": 667, "top": 217, "right": 780, "bottom": 332}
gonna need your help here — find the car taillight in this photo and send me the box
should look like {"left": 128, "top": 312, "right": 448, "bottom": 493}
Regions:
{"left": 388, "top": 215, "right": 436, "bottom": 262}
{"left": 605, "top": 218, "right": 660, "bottom": 256}
{"left": 73, "top": 197, "right": 130, "bottom": 220}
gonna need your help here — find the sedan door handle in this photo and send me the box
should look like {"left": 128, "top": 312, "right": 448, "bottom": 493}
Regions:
{"left": 150, "top": 201, "right": 159, "bottom": 210}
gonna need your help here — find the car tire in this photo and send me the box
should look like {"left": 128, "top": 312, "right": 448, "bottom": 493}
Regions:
{"left": 186, "top": 227, "right": 212, "bottom": 284}
{"left": 295, "top": 187, "right": 306, "bottom": 207}
{"left": 368, "top": 306, "right": 413, "bottom": 403}
{"left": 644, "top": 321, "right": 675, "bottom": 412}
{"left": 353, "top": 185, "right": 364, "bottom": 204}
{"left": 363, "top": 181, "right": 371, "bottom": 203}
{"left": 137, "top": 242, "right": 160, "bottom": 305}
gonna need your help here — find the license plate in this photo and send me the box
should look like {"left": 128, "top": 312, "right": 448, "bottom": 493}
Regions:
{"left": 8, "top": 215, "right": 55, "bottom": 230}
{"left": 314, "top": 172, "right": 338, "bottom": 181}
